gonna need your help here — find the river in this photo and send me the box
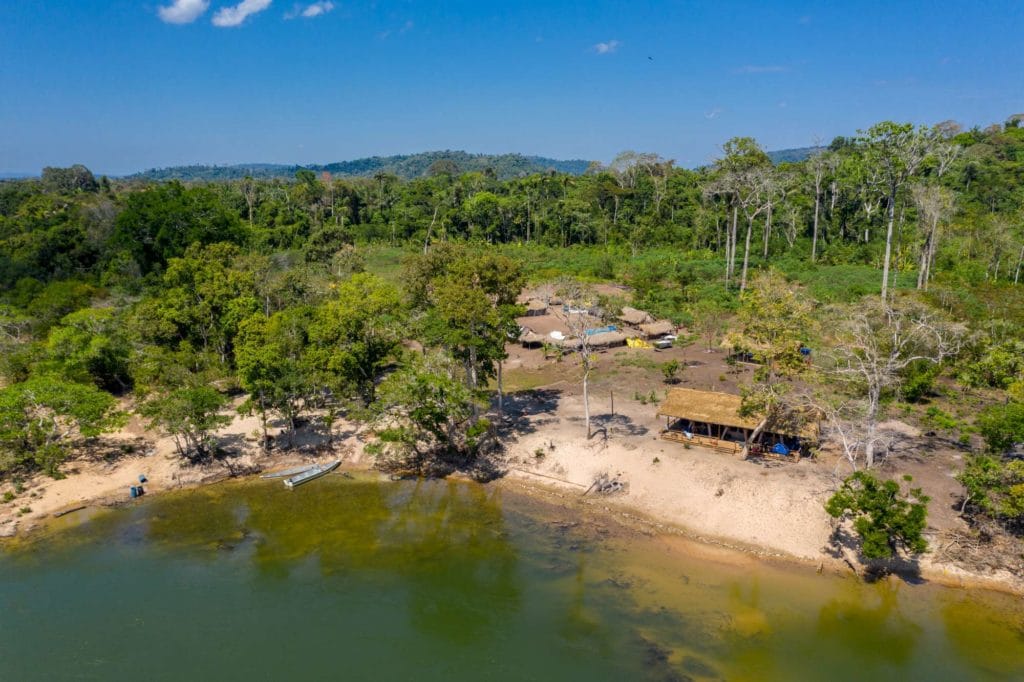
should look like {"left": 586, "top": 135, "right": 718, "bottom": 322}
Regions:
{"left": 1, "top": 476, "right": 1021, "bottom": 681}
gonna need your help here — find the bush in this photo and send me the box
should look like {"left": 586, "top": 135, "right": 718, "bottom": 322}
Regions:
{"left": 661, "top": 360, "right": 681, "bottom": 384}
{"left": 901, "top": 359, "right": 940, "bottom": 402}
{"left": 975, "top": 402, "right": 1024, "bottom": 454}
{"left": 957, "top": 455, "right": 1024, "bottom": 526}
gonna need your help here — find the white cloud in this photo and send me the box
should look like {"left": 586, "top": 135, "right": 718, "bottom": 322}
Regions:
{"left": 704, "top": 107, "right": 723, "bottom": 119}
{"left": 286, "top": 1, "right": 334, "bottom": 19}
{"left": 158, "top": 0, "right": 210, "bottom": 24}
{"left": 733, "top": 64, "right": 789, "bottom": 74}
{"left": 212, "top": 0, "right": 273, "bottom": 27}
{"left": 302, "top": 1, "right": 334, "bottom": 18}
{"left": 593, "top": 40, "right": 620, "bottom": 55}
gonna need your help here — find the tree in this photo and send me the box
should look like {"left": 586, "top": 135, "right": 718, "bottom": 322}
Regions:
{"left": 407, "top": 248, "right": 524, "bottom": 416}
{"left": 708, "top": 137, "right": 773, "bottom": 288}
{"left": 858, "top": 122, "right": 934, "bottom": 299}
{"left": 44, "top": 308, "right": 132, "bottom": 392}
{"left": 554, "top": 280, "right": 599, "bottom": 437}
{"left": 692, "top": 301, "right": 726, "bottom": 352}
{"left": 110, "top": 183, "right": 245, "bottom": 274}
{"left": 235, "top": 307, "right": 313, "bottom": 446}
{"left": 139, "top": 242, "right": 260, "bottom": 366}
{"left": 826, "top": 471, "right": 929, "bottom": 560}
{"left": 910, "top": 184, "right": 955, "bottom": 290}
{"left": 368, "top": 351, "right": 490, "bottom": 475}
{"left": 140, "top": 386, "right": 231, "bottom": 460}
{"left": 808, "top": 150, "right": 839, "bottom": 262}
{"left": 735, "top": 271, "right": 815, "bottom": 455}
{"left": 0, "top": 376, "right": 121, "bottom": 475}
{"left": 308, "top": 273, "right": 404, "bottom": 408}
{"left": 827, "top": 298, "right": 962, "bottom": 467}
{"left": 41, "top": 165, "right": 98, "bottom": 193}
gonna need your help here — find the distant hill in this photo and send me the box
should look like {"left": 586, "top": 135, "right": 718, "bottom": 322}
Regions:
{"left": 128, "top": 151, "right": 591, "bottom": 182}
{"left": 767, "top": 146, "right": 825, "bottom": 164}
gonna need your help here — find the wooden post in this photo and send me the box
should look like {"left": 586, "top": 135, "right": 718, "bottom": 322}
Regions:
{"left": 610, "top": 390, "right": 615, "bottom": 417}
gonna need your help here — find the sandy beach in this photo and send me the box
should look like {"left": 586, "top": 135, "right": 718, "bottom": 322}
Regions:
{"left": 3, "top": 360, "right": 1021, "bottom": 595}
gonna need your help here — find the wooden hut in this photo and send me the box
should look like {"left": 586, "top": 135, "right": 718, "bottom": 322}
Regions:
{"left": 655, "top": 388, "right": 819, "bottom": 458}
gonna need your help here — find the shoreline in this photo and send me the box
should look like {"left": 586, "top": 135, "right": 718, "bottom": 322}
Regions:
{"left": 4, "top": 449, "right": 1022, "bottom": 598}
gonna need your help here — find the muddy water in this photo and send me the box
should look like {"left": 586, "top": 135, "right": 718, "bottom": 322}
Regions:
{"left": 1, "top": 476, "right": 1021, "bottom": 681}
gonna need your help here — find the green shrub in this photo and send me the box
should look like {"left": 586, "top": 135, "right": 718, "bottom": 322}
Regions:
{"left": 975, "top": 402, "right": 1024, "bottom": 453}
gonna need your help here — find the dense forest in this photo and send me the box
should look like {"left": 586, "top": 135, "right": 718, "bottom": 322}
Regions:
{"left": 2, "top": 116, "right": 1023, "bottom": 544}
{"left": 129, "top": 151, "right": 592, "bottom": 182}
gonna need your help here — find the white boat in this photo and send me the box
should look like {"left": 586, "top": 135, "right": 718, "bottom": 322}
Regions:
{"left": 260, "top": 464, "right": 316, "bottom": 479}
{"left": 284, "top": 460, "right": 341, "bottom": 489}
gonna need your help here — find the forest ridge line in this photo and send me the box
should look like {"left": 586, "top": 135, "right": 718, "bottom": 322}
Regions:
{"left": 88, "top": 147, "right": 824, "bottom": 183}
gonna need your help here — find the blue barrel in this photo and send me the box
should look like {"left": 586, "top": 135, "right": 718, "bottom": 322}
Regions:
{"left": 138, "top": 474, "right": 148, "bottom": 483}
{"left": 130, "top": 486, "right": 139, "bottom": 499}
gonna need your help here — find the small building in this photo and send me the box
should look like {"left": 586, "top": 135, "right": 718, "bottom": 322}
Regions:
{"left": 640, "top": 320, "right": 674, "bottom": 338}
{"left": 519, "top": 329, "right": 546, "bottom": 347}
{"left": 655, "top": 388, "right": 819, "bottom": 459}
{"left": 587, "top": 330, "right": 627, "bottom": 348}
{"left": 524, "top": 299, "right": 548, "bottom": 317}
{"left": 619, "top": 306, "right": 654, "bottom": 326}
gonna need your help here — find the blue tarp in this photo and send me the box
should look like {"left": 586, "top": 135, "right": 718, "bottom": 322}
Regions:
{"left": 585, "top": 325, "right": 618, "bottom": 336}
{"left": 771, "top": 442, "right": 790, "bottom": 456}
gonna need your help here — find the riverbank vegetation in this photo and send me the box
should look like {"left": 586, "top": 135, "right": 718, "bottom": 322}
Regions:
{"left": 2, "top": 116, "right": 1024, "bottom": 568}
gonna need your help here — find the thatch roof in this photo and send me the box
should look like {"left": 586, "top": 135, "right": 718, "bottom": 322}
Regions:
{"left": 552, "top": 336, "right": 582, "bottom": 350}
{"left": 588, "top": 330, "right": 627, "bottom": 348}
{"left": 619, "top": 306, "right": 654, "bottom": 326}
{"left": 525, "top": 299, "right": 548, "bottom": 315}
{"left": 519, "top": 330, "right": 545, "bottom": 346}
{"left": 656, "top": 388, "right": 819, "bottom": 440}
{"left": 640, "top": 320, "right": 674, "bottom": 338}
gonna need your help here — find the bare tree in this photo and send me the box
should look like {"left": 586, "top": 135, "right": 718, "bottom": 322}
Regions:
{"left": 554, "top": 281, "right": 598, "bottom": 438}
{"left": 826, "top": 299, "right": 963, "bottom": 467}
{"left": 859, "top": 122, "right": 934, "bottom": 300}
{"left": 808, "top": 150, "right": 839, "bottom": 262}
{"left": 911, "top": 184, "right": 955, "bottom": 290}
{"left": 737, "top": 167, "right": 776, "bottom": 292}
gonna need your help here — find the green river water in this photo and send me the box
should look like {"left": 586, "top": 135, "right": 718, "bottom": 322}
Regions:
{"left": 1, "top": 476, "right": 1022, "bottom": 681}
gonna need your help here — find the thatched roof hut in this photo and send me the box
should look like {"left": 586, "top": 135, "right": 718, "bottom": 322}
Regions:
{"left": 640, "top": 320, "right": 674, "bottom": 338}
{"left": 656, "top": 388, "right": 819, "bottom": 440}
{"left": 551, "top": 336, "right": 582, "bottom": 351}
{"left": 588, "top": 330, "right": 627, "bottom": 348}
{"left": 519, "top": 330, "right": 545, "bottom": 347}
{"left": 619, "top": 306, "right": 654, "bottom": 326}
{"left": 524, "top": 299, "right": 548, "bottom": 317}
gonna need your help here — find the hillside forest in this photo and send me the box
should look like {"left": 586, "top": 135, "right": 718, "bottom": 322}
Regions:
{"left": 2, "top": 117, "right": 1024, "bottom": 553}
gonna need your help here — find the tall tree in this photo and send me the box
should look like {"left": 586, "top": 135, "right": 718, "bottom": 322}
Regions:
{"left": 808, "top": 150, "right": 839, "bottom": 262}
{"left": 858, "top": 122, "right": 934, "bottom": 299}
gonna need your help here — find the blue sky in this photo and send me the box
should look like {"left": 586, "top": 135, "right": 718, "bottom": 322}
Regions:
{"left": 1, "top": 1, "right": 1022, "bottom": 175}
